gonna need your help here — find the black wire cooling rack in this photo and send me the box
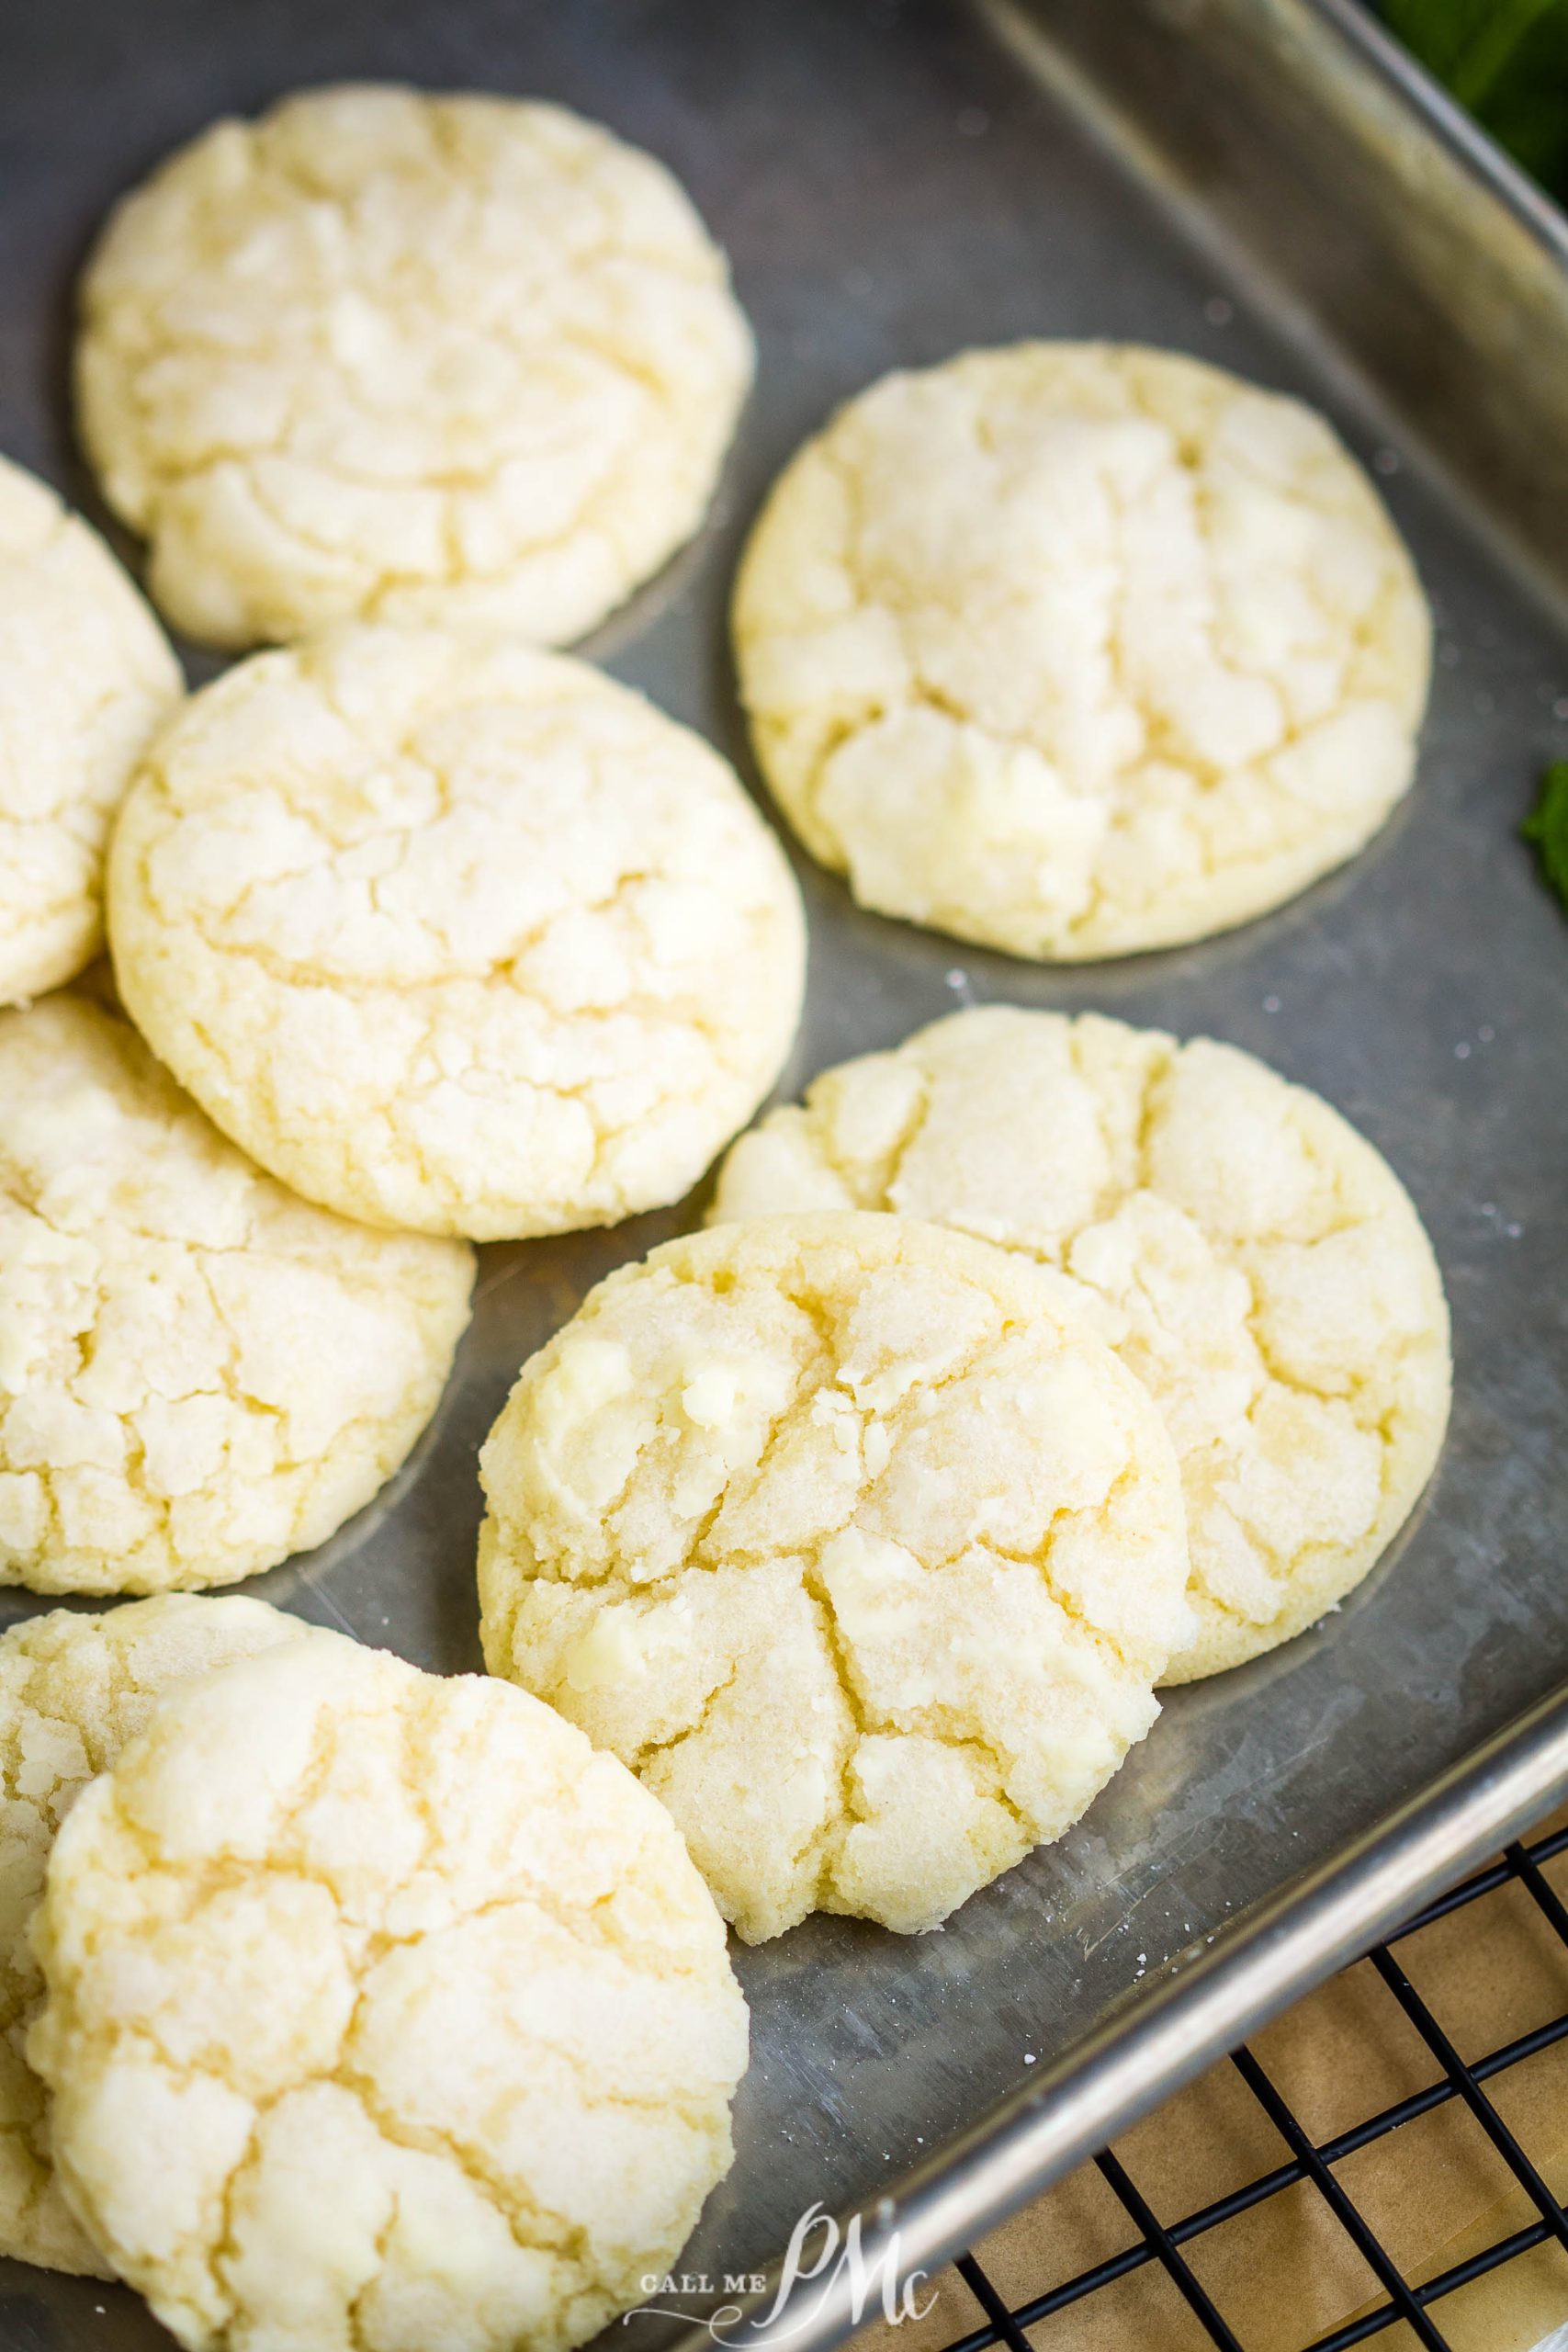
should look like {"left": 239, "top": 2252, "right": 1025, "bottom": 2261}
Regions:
{"left": 934, "top": 1825, "right": 1568, "bottom": 2352}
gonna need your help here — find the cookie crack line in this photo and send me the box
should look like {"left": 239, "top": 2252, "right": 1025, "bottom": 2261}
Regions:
{"left": 107, "top": 628, "right": 805, "bottom": 1238}
{"left": 479, "top": 1215, "right": 1190, "bottom": 1937}
{"left": 36, "top": 1636, "right": 747, "bottom": 2339}
{"left": 0, "top": 1594, "right": 301, "bottom": 2277}
{"left": 498, "top": 1277, "right": 1035, "bottom": 1596}
{"left": 77, "top": 85, "right": 754, "bottom": 650}
{"left": 1, "top": 992, "right": 472, "bottom": 1597}
{"left": 139, "top": 860, "right": 778, "bottom": 1057}
{"left": 0, "top": 452, "right": 181, "bottom": 1006}
{"left": 737, "top": 341, "right": 1429, "bottom": 958}
{"left": 707, "top": 1011, "right": 1451, "bottom": 1684}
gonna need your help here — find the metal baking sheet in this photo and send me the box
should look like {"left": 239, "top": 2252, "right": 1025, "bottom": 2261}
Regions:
{"left": 3, "top": 2, "right": 1568, "bottom": 2344}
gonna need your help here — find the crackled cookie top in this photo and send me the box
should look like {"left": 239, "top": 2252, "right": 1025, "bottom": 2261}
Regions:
{"left": 0, "top": 454, "right": 182, "bottom": 1005}
{"left": 107, "top": 626, "right": 806, "bottom": 1238}
{"left": 32, "top": 1632, "right": 748, "bottom": 2352}
{"left": 734, "top": 343, "right": 1431, "bottom": 959}
{"left": 712, "top": 1010, "right": 1452, "bottom": 1679}
{"left": 76, "top": 85, "right": 753, "bottom": 650}
{"left": 0, "top": 1592, "right": 299, "bottom": 2274}
{"left": 0, "top": 993, "right": 473, "bottom": 1595}
{"left": 479, "top": 1213, "right": 1190, "bottom": 1940}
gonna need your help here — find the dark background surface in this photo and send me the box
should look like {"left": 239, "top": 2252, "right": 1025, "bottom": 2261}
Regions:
{"left": 1, "top": 1, "right": 1567, "bottom": 2343}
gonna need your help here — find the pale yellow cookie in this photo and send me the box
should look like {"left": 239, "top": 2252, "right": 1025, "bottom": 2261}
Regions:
{"left": 734, "top": 343, "right": 1430, "bottom": 958}
{"left": 711, "top": 1008, "right": 1452, "bottom": 1679}
{"left": 31, "top": 1631, "right": 749, "bottom": 2352}
{"left": 0, "top": 993, "right": 473, "bottom": 1595}
{"left": 0, "top": 1592, "right": 300, "bottom": 2274}
{"left": 0, "top": 455, "right": 182, "bottom": 1005}
{"left": 478, "top": 1213, "right": 1191, "bottom": 1941}
{"left": 107, "top": 625, "right": 807, "bottom": 1238}
{"left": 77, "top": 85, "right": 753, "bottom": 650}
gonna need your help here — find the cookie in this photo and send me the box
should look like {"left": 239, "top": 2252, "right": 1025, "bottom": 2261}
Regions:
{"left": 734, "top": 343, "right": 1430, "bottom": 958}
{"left": 711, "top": 1008, "right": 1452, "bottom": 1679}
{"left": 76, "top": 85, "right": 753, "bottom": 650}
{"left": 0, "top": 993, "right": 473, "bottom": 1595}
{"left": 31, "top": 1631, "right": 749, "bottom": 2352}
{"left": 107, "top": 625, "right": 807, "bottom": 1238}
{"left": 0, "top": 454, "right": 182, "bottom": 1006}
{"left": 0, "top": 1592, "right": 299, "bottom": 2274}
{"left": 478, "top": 1213, "right": 1191, "bottom": 1940}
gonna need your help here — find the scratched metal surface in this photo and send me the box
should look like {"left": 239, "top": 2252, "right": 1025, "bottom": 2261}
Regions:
{"left": 1, "top": 1, "right": 1567, "bottom": 2343}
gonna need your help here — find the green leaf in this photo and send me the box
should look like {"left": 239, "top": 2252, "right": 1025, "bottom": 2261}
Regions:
{"left": 1381, "top": 0, "right": 1568, "bottom": 200}
{"left": 1384, "top": 0, "right": 1532, "bottom": 87}
{"left": 1522, "top": 761, "right": 1568, "bottom": 910}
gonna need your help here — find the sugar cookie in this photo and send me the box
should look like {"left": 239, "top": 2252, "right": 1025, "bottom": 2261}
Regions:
{"left": 0, "top": 993, "right": 473, "bottom": 1594}
{"left": 734, "top": 343, "right": 1430, "bottom": 958}
{"left": 0, "top": 1592, "right": 299, "bottom": 2273}
{"left": 107, "top": 626, "right": 806, "bottom": 1238}
{"left": 77, "top": 85, "right": 753, "bottom": 650}
{"left": 32, "top": 1631, "right": 748, "bottom": 2352}
{"left": 0, "top": 455, "right": 181, "bottom": 1006}
{"left": 711, "top": 1008, "right": 1451, "bottom": 1678}
{"left": 478, "top": 1213, "right": 1191, "bottom": 1940}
